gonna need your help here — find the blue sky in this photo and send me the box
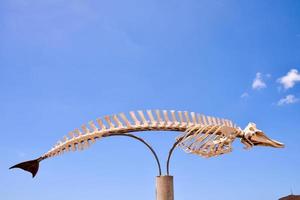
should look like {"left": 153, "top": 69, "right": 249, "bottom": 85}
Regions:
{"left": 1, "top": 0, "right": 300, "bottom": 199}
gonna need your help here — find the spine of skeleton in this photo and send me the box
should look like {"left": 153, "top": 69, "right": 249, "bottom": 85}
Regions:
{"left": 9, "top": 110, "right": 239, "bottom": 177}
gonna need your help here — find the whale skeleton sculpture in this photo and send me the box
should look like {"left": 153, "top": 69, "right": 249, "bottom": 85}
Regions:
{"left": 10, "top": 109, "right": 284, "bottom": 177}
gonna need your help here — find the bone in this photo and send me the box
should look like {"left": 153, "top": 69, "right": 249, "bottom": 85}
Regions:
{"left": 211, "top": 117, "right": 218, "bottom": 125}
{"left": 41, "top": 110, "right": 243, "bottom": 160}
{"left": 224, "top": 119, "right": 230, "bottom": 127}
{"left": 207, "top": 116, "right": 213, "bottom": 125}
{"left": 64, "top": 145, "right": 70, "bottom": 152}
{"left": 194, "top": 126, "right": 213, "bottom": 141}
{"left": 77, "top": 143, "right": 83, "bottom": 151}
{"left": 178, "top": 111, "right": 184, "bottom": 124}
{"left": 191, "top": 112, "right": 197, "bottom": 125}
{"left": 67, "top": 144, "right": 73, "bottom": 152}
{"left": 181, "top": 125, "right": 205, "bottom": 143}
{"left": 170, "top": 110, "right": 178, "bottom": 125}
{"left": 74, "top": 128, "right": 82, "bottom": 136}
{"left": 63, "top": 146, "right": 68, "bottom": 153}
{"left": 60, "top": 148, "right": 65, "bottom": 154}
{"left": 155, "top": 110, "right": 163, "bottom": 125}
{"left": 216, "top": 137, "right": 227, "bottom": 151}
{"left": 190, "top": 128, "right": 208, "bottom": 146}
{"left": 81, "top": 125, "right": 90, "bottom": 134}
{"left": 119, "top": 113, "right": 132, "bottom": 128}
{"left": 230, "top": 121, "right": 235, "bottom": 128}
{"left": 80, "top": 142, "right": 86, "bottom": 150}
{"left": 202, "top": 135, "right": 219, "bottom": 150}
{"left": 197, "top": 126, "right": 223, "bottom": 151}
{"left": 97, "top": 131, "right": 106, "bottom": 139}
{"left": 185, "top": 125, "right": 200, "bottom": 135}
{"left": 54, "top": 151, "right": 59, "bottom": 156}
{"left": 63, "top": 136, "right": 68, "bottom": 142}
{"left": 137, "top": 110, "right": 148, "bottom": 126}
{"left": 184, "top": 111, "right": 191, "bottom": 125}
{"left": 223, "top": 119, "right": 230, "bottom": 127}
{"left": 57, "top": 140, "right": 63, "bottom": 146}
{"left": 186, "top": 124, "right": 197, "bottom": 132}
{"left": 68, "top": 131, "right": 75, "bottom": 139}
{"left": 83, "top": 140, "right": 90, "bottom": 149}
{"left": 196, "top": 114, "right": 203, "bottom": 125}
{"left": 104, "top": 116, "right": 115, "bottom": 129}
{"left": 96, "top": 118, "right": 106, "bottom": 130}
{"left": 184, "top": 140, "right": 195, "bottom": 151}
{"left": 89, "top": 121, "right": 98, "bottom": 132}
{"left": 196, "top": 114, "right": 201, "bottom": 125}
{"left": 71, "top": 143, "right": 76, "bottom": 151}
{"left": 89, "top": 136, "right": 96, "bottom": 144}
{"left": 221, "top": 118, "right": 226, "bottom": 126}
{"left": 146, "top": 110, "right": 157, "bottom": 125}
{"left": 221, "top": 119, "right": 227, "bottom": 126}
{"left": 184, "top": 131, "right": 203, "bottom": 148}
{"left": 61, "top": 149, "right": 65, "bottom": 155}
{"left": 201, "top": 115, "right": 208, "bottom": 126}
{"left": 223, "top": 119, "right": 229, "bottom": 127}
{"left": 129, "top": 111, "right": 141, "bottom": 126}
{"left": 112, "top": 115, "right": 123, "bottom": 128}
{"left": 210, "top": 126, "right": 222, "bottom": 138}
{"left": 188, "top": 126, "right": 217, "bottom": 150}
{"left": 221, "top": 119, "right": 226, "bottom": 126}
{"left": 163, "top": 110, "right": 170, "bottom": 125}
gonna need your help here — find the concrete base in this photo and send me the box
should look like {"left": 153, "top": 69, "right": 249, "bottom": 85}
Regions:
{"left": 156, "top": 176, "right": 174, "bottom": 200}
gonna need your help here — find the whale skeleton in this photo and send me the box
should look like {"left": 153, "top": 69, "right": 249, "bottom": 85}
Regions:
{"left": 10, "top": 109, "right": 284, "bottom": 177}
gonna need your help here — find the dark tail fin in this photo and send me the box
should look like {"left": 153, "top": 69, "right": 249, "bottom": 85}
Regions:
{"left": 9, "top": 159, "right": 40, "bottom": 178}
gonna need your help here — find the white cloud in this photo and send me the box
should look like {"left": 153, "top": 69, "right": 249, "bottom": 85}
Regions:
{"left": 277, "top": 95, "right": 299, "bottom": 106}
{"left": 252, "top": 72, "right": 266, "bottom": 90}
{"left": 240, "top": 92, "right": 249, "bottom": 98}
{"left": 277, "top": 69, "right": 300, "bottom": 90}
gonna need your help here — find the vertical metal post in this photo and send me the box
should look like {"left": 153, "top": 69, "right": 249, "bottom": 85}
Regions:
{"left": 156, "top": 176, "right": 174, "bottom": 200}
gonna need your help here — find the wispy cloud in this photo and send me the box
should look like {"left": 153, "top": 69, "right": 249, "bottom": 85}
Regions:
{"left": 240, "top": 92, "right": 249, "bottom": 98}
{"left": 277, "top": 95, "right": 299, "bottom": 106}
{"left": 252, "top": 72, "right": 266, "bottom": 90}
{"left": 277, "top": 69, "right": 300, "bottom": 90}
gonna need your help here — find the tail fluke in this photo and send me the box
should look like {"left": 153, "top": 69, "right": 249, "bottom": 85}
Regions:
{"left": 9, "top": 159, "right": 40, "bottom": 178}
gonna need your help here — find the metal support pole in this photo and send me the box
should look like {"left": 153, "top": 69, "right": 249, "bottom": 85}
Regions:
{"left": 156, "top": 176, "right": 174, "bottom": 200}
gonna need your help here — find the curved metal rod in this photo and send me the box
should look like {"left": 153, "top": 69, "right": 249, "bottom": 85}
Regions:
{"left": 105, "top": 133, "right": 162, "bottom": 176}
{"left": 166, "top": 140, "right": 181, "bottom": 175}
{"left": 167, "top": 133, "right": 193, "bottom": 175}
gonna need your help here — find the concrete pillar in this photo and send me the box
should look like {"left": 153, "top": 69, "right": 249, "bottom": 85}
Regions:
{"left": 156, "top": 175, "right": 174, "bottom": 200}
